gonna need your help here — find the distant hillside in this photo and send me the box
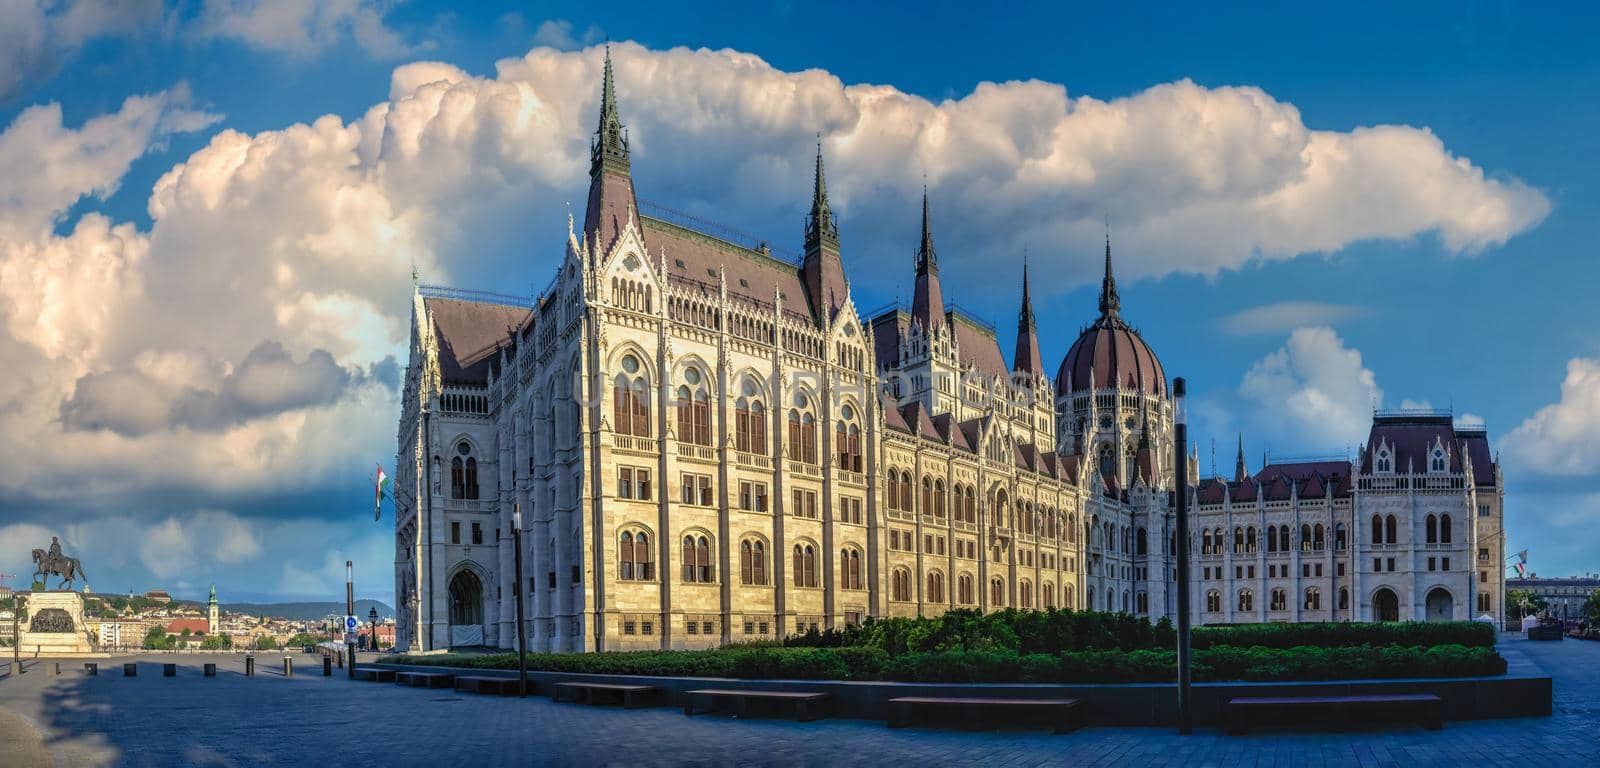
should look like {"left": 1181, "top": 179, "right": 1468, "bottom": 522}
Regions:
{"left": 221, "top": 599, "right": 394, "bottom": 621}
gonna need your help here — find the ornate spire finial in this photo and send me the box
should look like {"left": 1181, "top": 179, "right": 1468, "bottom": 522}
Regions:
{"left": 805, "top": 135, "right": 838, "bottom": 252}
{"left": 1019, "top": 251, "right": 1034, "bottom": 329}
{"left": 1098, "top": 229, "right": 1121, "bottom": 317}
{"left": 590, "top": 45, "right": 629, "bottom": 176}
{"left": 917, "top": 185, "right": 937, "bottom": 273}
{"left": 1235, "top": 433, "right": 1248, "bottom": 482}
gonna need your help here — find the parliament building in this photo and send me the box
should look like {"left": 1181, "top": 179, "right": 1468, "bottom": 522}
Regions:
{"left": 391, "top": 53, "right": 1505, "bottom": 652}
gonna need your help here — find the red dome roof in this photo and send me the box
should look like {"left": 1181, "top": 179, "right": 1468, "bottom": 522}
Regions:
{"left": 1055, "top": 237, "right": 1165, "bottom": 397}
{"left": 1056, "top": 317, "right": 1166, "bottom": 397}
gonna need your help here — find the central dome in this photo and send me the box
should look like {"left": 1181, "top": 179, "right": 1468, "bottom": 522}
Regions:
{"left": 1055, "top": 239, "right": 1166, "bottom": 397}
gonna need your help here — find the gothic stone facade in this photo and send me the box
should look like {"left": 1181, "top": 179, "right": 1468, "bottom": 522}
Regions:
{"left": 391, "top": 53, "right": 1503, "bottom": 652}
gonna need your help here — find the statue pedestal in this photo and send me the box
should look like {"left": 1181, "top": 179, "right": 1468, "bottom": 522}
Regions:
{"left": 18, "top": 591, "right": 106, "bottom": 658}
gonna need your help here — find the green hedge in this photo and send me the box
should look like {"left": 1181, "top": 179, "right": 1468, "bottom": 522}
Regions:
{"left": 778, "top": 609, "right": 1490, "bottom": 654}
{"left": 384, "top": 643, "right": 1504, "bottom": 683}
{"left": 1192, "top": 621, "right": 1495, "bottom": 650}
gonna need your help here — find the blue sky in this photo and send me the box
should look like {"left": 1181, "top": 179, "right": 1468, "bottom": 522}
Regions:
{"left": 1, "top": 1, "right": 1596, "bottom": 603}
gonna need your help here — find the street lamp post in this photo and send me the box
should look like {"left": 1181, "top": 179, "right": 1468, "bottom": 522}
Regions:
{"left": 345, "top": 560, "right": 356, "bottom": 680}
{"left": 10, "top": 594, "right": 20, "bottom": 676}
{"left": 1173, "top": 377, "right": 1193, "bottom": 735}
{"left": 512, "top": 503, "right": 529, "bottom": 697}
{"left": 369, "top": 606, "right": 379, "bottom": 654}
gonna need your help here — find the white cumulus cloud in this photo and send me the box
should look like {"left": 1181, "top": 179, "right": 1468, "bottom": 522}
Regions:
{"left": 196, "top": 0, "right": 418, "bottom": 58}
{"left": 1502, "top": 358, "right": 1600, "bottom": 477}
{"left": 1237, "top": 326, "right": 1381, "bottom": 451}
{"left": 1218, "top": 301, "right": 1366, "bottom": 335}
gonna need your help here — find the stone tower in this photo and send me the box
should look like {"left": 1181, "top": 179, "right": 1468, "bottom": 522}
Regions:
{"left": 207, "top": 584, "right": 219, "bottom": 635}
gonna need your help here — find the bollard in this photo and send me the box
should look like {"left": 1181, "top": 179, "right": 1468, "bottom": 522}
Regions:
{"left": 245, "top": 656, "right": 255, "bottom": 677}
{"left": 204, "top": 663, "right": 216, "bottom": 677}
{"left": 124, "top": 663, "right": 138, "bottom": 677}
{"left": 49, "top": 662, "right": 60, "bottom": 676}
{"left": 323, "top": 656, "right": 332, "bottom": 676}
{"left": 283, "top": 656, "right": 293, "bottom": 677}
{"left": 163, "top": 663, "right": 176, "bottom": 677}
{"left": 337, "top": 649, "right": 344, "bottom": 668}
{"left": 9, "top": 661, "right": 20, "bottom": 676}
{"left": 84, "top": 662, "right": 98, "bottom": 676}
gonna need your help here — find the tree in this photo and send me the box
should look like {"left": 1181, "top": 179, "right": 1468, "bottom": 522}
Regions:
{"left": 199, "top": 635, "right": 225, "bottom": 650}
{"left": 1506, "top": 589, "right": 1548, "bottom": 621}
{"left": 143, "top": 626, "right": 173, "bottom": 650}
{"left": 255, "top": 636, "right": 278, "bottom": 651}
{"left": 1582, "top": 588, "right": 1600, "bottom": 625}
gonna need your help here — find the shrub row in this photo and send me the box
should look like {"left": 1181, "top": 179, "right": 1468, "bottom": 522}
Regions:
{"left": 778, "top": 609, "right": 1493, "bottom": 654}
{"left": 385, "top": 643, "right": 1504, "bottom": 684}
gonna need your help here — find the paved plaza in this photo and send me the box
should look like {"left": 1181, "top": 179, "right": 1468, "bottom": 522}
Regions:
{"left": 0, "top": 635, "right": 1596, "bottom": 767}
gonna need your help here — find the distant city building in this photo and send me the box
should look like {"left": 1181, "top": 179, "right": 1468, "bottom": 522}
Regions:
{"left": 207, "top": 585, "right": 220, "bottom": 635}
{"left": 392, "top": 53, "right": 1506, "bottom": 652}
{"left": 1506, "top": 576, "right": 1600, "bottom": 619}
{"left": 144, "top": 590, "right": 172, "bottom": 604}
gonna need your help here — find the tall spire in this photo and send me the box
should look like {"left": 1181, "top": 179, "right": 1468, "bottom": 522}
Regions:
{"left": 801, "top": 138, "right": 846, "bottom": 323}
{"left": 582, "top": 45, "right": 639, "bottom": 258}
{"left": 1098, "top": 232, "right": 1121, "bottom": 317}
{"left": 1234, "top": 434, "right": 1248, "bottom": 482}
{"left": 911, "top": 186, "right": 946, "bottom": 332}
{"left": 590, "top": 45, "right": 630, "bottom": 178}
{"left": 1012, "top": 255, "right": 1043, "bottom": 375}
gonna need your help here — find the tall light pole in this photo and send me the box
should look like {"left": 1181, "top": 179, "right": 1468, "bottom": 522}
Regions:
{"left": 1173, "top": 377, "right": 1192, "bottom": 735}
{"left": 512, "top": 503, "right": 529, "bottom": 697}
{"left": 9, "top": 593, "right": 20, "bottom": 676}
{"left": 368, "top": 606, "right": 379, "bottom": 653}
{"left": 345, "top": 560, "right": 356, "bottom": 679}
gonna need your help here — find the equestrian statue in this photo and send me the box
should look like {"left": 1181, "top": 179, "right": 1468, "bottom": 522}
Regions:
{"left": 32, "top": 536, "right": 87, "bottom": 590}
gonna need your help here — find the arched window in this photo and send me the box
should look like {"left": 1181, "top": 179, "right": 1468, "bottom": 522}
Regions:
{"left": 1440, "top": 514, "right": 1452, "bottom": 544}
{"left": 1206, "top": 590, "right": 1221, "bottom": 613}
{"left": 1043, "top": 582, "right": 1056, "bottom": 609}
{"left": 1335, "top": 522, "right": 1347, "bottom": 550}
{"left": 934, "top": 479, "right": 946, "bottom": 519}
{"left": 1065, "top": 588, "right": 1075, "bottom": 611}
{"left": 1234, "top": 527, "right": 1244, "bottom": 554}
{"left": 958, "top": 573, "right": 974, "bottom": 605}
{"left": 1371, "top": 514, "right": 1383, "bottom": 545}
{"left": 891, "top": 568, "right": 912, "bottom": 602}
{"left": 1266, "top": 525, "right": 1277, "bottom": 553}
{"left": 1019, "top": 580, "right": 1033, "bottom": 610}
{"left": 613, "top": 355, "right": 650, "bottom": 437}
{"left": 1086, "top": 585, "right": 1095, "bottom": 610}
{"left": 836, "top": 404, "right": 862, "bottom": 471}
{"left": 1136, "top": 591, "right": 1148, "bottom": 614}
{"left": 676, "top": 368, "right": 712, "bottom": 446}
{"left": 1304, "top": 587, "right": 1321, "bottom": 610}
{"left": 448, "top": 570, "right": 483, "bottom": 627}
{"left": 451, "top": 457, "right": 465, "bottom": 499}
{"left": 792, "top": 544, "right": 818, "bottom": 588}
{"left": 1270, "top": 588, "right": 1287, "bottom": 611}
{"left": 1339, "top": 587, "right": 1350, "bottom": 610}
{"left": 921, "top": 476, "right": 933, "bottom": 516}
{"left": 786, "top": 394, "right": 817, "bottom": 463}
{"left": 1238, "top": 588, "right": 1254, "bottom": 612}
{"left": 463, "top": 458, "right": 479, "bottom": 500}
{"left": 1137, "top": 527, "right": 1148, "bottom": 555}
{"left": 740, "top": 539, "right": 767, "bottom": 585}
{"left": 840, "top": 548, "right": 862, "bottom": 590}
{"left": 1098, "top": 444, "right": 1114, "bottom": 477}
{"left": 682, "top": 535, "right": 713, "bottom": 583}
{"left": 1426, "top": 514, "right": 1438, "bottom": 544}
{"left": 1202, "top": 529, "right": 1213, "bottom": 555}
{"left": 1385, "top": 515, "right": 1398, "bottom": 545}
{"left": 964, "top": 486, "right": 977, "bottom": 524}
{"left": 735, "top": 393, "right": 767, "bottom": 454}
{"left": 991, "top": 577, "right": 1006, "bottom": 607}
{"left": 1301, "top": 524, "right": 1312, "bottom": 552}
{"left": 1313, "top": 524, "right": 1325, "bottom": 551}
{"left": 619, "top": 530, "right": 652, "bottom": 581}
{"left": 1245, "top": 526, "right": 1256, "bottom": 553}
{"left": 1278, "top": 525, "right": 1290, "bottom": 553}
{"left": 885, "top": 467, "right": 900, "bottom": 511}
{"left": 927, "top": 571, "right": 945, "bottom": 603}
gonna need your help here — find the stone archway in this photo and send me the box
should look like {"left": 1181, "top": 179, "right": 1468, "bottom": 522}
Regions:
{"left": 1373, "top": 587, "right": 1400, "bottom": 622}
{"left": 448, "top": 569, "right": 485, "bottom": 647}
{"left": 1425, "top": 587, "right": 1454, "bottom": 622}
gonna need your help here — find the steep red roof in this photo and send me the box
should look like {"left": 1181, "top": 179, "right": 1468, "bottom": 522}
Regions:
{"left": 870, "top": 310, "right": 907, "bottom": 372}
{"left": 1361, "top": 414, "right": 1463, "bottom": 475}
{"left": 644, "top": 217, "right": 812, "bottom": 323}
{"left": 166, "top": 618, "right": 209, "bottom": 636}
{"left": 951, "top": 313, "right": 1009, "bottom": 380}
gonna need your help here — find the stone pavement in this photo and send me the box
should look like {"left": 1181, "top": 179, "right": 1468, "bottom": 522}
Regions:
{"left": 0, "top": 635, "right": 1595, "bottom": 767}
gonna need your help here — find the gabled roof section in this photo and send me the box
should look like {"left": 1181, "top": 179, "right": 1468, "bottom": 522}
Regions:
{"left": 642, "top": 216, "right": 811, "bottom": 321}
{"left": 881, "top": 394, "right": 912, "bottom": 435}
{"left": 950, "top": 312, "right": 1008, "bottom": 379}
{"left": 869, "top": 309, "right": 907, "bottom": 371}
{"left": 1361, "top": 412, "right": 1462, "bottom": 474}
{"left": 1455, "top": 425, "right": 1498, "bottom": 487}
{"left": 423, "top": 294, "right": 532, "bottom": 385}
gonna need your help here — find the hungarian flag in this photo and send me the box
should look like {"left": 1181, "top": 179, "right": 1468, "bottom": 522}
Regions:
{"left": 375, "top": 464, "right": 391, "bottom": 521}
{"left": 1513, "top": 562, "right": 1526, "bottom": 577}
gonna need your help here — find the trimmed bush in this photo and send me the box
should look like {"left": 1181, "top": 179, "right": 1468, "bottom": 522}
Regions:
{"left": 383, "top": 642, "right": 1503, "bottom": 683}
{"left": 1191, "top": 621, "right": 1494, "bottom": 650}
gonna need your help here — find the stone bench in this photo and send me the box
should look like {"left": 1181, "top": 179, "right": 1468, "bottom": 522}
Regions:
{"left": 683, "top": 689, "right": 829, "bottom": 722}
{"left": 887, "top": 696, "right": 1083, "bottom": 733}
{"left": 552, "top": 681, "right": 659, "bottom": 708}
{"left": 1225, "top": 694, "right": 1443, "bottom": 735}
{"left": 353, "top": 668, "right": 397, "bottom": 683}
{"left": 454, "top": 676, "right": 523, "bottom": 696}
{"left": 395, "top": 671, "right": 455, "bottom": 689}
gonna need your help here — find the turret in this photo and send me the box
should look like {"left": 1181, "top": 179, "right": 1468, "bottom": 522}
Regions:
{"left": 801, "top": 141, "right": 848, "bottom": 323}
{"left": 911, "top": 188, "right": 946, "bottom": 332}
{"left": 1012, "top": 257, "right": 1043, "bottom": 377}
{"left": 582, "top": 45, "right": 640, "bottom": 258}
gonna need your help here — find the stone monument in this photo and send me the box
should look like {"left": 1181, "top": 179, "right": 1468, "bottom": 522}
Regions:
{"left": 17, "top": 537, "right": 104, "bottom": 657}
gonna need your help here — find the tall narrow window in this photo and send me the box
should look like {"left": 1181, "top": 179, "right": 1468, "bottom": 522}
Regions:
{"left": 451, "top": 457, "right": 465, "bottom": 499}
{"left": 1426, "top": 514, "right": 1438, "bottom": 544}
{"left": 1440, "top": 514, "right": 1452, "bottom": 544}
{"left": 1385, "top": 515, "right": 1398, "bottom": 545}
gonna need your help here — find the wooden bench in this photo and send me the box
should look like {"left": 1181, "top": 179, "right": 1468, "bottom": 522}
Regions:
{"left": 395, "top": 671, "right": 455, "bottom": 689}
{"left": 551, "top": 682, "right": 659, "bottom": 708}
{"left": 454, "top": 676, "right": 523, "bottom": 695}
{"left": 684, "top": 689, "right": 829, "bottom": 722}
{"left": 353, "top": 668, "right": 397, "bottom": 683}
{"left": 1225, "top": 694, "right": 1443, "bottom": 735}
{"left": 887, "top": 696, "right": 1083, "bottom": 733}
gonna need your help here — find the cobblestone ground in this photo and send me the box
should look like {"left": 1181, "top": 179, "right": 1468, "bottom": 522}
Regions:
{"left": 0, "top": 635, "right": 1595, "bottom": 767}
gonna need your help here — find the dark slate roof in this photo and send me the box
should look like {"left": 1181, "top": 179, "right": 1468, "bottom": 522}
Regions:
{"left": 881, "top": 394, "right": 912, "bottom": 434}
{"left": 958, "top": 418, "right": 985, "bottom": 454}
{"left": 1197, "top": 478, "right": 1228, "bottom": 504}
{"left": 425, "top": 296, "right": 532, "bottom": 384}
{"left": 643, "top": 217, "right": 813, "bottom": 323}
{"left": 1361, "top": 413, "right": 1463, "bottom": 475}
{"left": 1230, "top": 477, "right": 1257, "bottom": 503}
{"left": 950, "top": 312, "right": 1009, "bottom": 380}
{"left": 1455, "top": 426, "right": 1498, "bottom": 487}
{"left": 931, "top": 413, "right": 974, "bottom": 452}
{"left": 869, "top": 310, "right": 907, "bottom": 371}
